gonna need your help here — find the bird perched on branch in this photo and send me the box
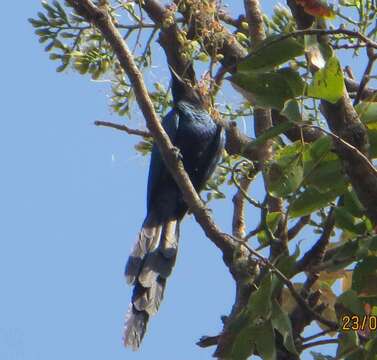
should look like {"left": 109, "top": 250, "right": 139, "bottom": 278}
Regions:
{"left": 123, "top": 68, "right": 225, "bottom": 350}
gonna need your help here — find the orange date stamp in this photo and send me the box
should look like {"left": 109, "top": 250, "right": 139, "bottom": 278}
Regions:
{"left": 342, "top": 315, "right": 377, "bottom": 331}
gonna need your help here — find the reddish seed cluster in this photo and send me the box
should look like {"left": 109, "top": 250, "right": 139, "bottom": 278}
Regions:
{"left": 295, "top": 0, "right": 335, "bottom": 18}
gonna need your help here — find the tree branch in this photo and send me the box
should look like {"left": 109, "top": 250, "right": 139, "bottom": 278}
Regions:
{"left": 300, "top": 339, "right": 338, "bottom": 350}
{"left": 232, "top": 175, "right": 252, "bottom": 238}
{"left": 345, "top": 77, "right": 377, "bottom": 100}
{"left": 296, "top": 208, "right": 335, "bottom": 272}
{"left": 288, "top": 215, "right": 311, "bottom": 240}
{"left": 247, "top": 27, "right": 377, "bottom": 54}
{"left": 94, "top": 120, "right": 151, "bottom": 137}
{"left": 354, "top": 47, "right": 377, "bottom": 105}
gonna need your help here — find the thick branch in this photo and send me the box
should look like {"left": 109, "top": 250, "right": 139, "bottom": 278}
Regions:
{"left": 354, "top": 47, "right": 377, "bottom": 105}
{"left": 288, "top": 215, "right": 311, "bottom": 240}
{"left": 345, "top": 77, "right": 377, "bottom": 100}
{"left": 296, "top": 209, "right": 335, "bottom": 272}
{"left": 271, "top": 110, "right": 322, "bottom": 143}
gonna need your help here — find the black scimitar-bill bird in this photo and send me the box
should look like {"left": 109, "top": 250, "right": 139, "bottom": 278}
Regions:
{"left": 123, "top": 69, "right": 225, "bottom": 350}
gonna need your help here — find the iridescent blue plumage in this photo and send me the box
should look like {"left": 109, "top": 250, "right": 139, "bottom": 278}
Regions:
{"left": 147, "top": 101, "right": 224, "bottom": 219}
{"left": 124, "top": 69, "right": 225, "bottom": 350}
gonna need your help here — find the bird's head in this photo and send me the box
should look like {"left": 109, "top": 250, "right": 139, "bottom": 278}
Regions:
{"left": 169, "top": 66, "right": 203, "bottom": 107}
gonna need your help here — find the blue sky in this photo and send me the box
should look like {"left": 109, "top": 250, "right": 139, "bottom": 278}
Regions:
{"left": 0, "top": 1, "right": 369, "bottom": 360}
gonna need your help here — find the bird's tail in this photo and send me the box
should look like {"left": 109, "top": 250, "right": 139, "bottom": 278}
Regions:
{"left": 123, "top": 213, "right": 180, "bottom": 350}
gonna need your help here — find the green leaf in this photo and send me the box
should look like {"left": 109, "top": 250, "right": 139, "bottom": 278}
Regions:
{"left": 337, "top": 330, "right": 360, "bottom": 358}
{"left": 334, "top": 207, "right": 368, "bottom": 235}
{"left": 289, "top": 186, "right": 344, "bottom": 218}
{"left": 337, "top": 290, "right": 366, "bottom": 317}
{"left": 271, "top": 161, "right": 303, "bottom": 189}
{"left": 267, "top": 144, "right": 304, "bottom": 197}
{"left": 355, "top": 102, "right": 377, "bottom": 124}
{"left": 365, "top": 338, "right": 377, "bottom": 360}
{"left": 38, "top": 35, "right": 50, "bottom": 44}
{"left": 257, "top": 212, "right": 282, "bottom": 247}
{"left": 305, "top": 157, "right": 347, "bottom": 192}
{"left": 226, "top": 274, "right": 274, "bottom": 360}
{"left": 339, "top": 0, "right": 361, "bottom": 6}
{"left": 229, "top": 67, "right": 305, "bottom": 110}
{"left": 238, "top": 35, "right": 305, "bottom": 73}
{"left": 37, "top": 11, "right": 48, "bottom": 22}
{"left": 307, "top": 56, "right": 345, "bottom": 104}
{"left": 254, "top": 320, "right": 276, "bottom": 360}
{"left": 248, "top": 273, "right": 273, "bottom": 319}
{"left": 275, "top": 248, "right": 300, "bottom": 279}
{"left": 28, "top": 18, "right": 45, "bottom": 28}
{"left": 53, "top": 0, "right": 68, "bottom": 22}
{"left": 280, "top": 99, "right": 302, "bottom": 122}
{"left": 229, "top": 319, "right": 276, "bottom": 360}
{"left": 56, "top": 61, "right": 69, "bottom": 72}
{"left": 369, "top": 236, "right": 377, "bottom": 251}
{"left": 327, "top": 240, "right": 359, "bottom": 272}
{"left": 303, "top": 136, "right": 334, "bottom": 186}
{"left": 230, "top": 326, "right": 256, "bottom": 360}
{"left": 35, "top": 28, "right": 52, "bottom": 36}
{"left": 302, "top": 136, "right": 348, "bottom": 193}
{"left": 304, "top": 136, "right": 332, "bottom": 162}
{"left": 271, "top": 300, "right": 297, "bottom": 355}
{"left": 44, "top": 41, "right": 55, "bottom": 52}
{"left": 343, "top": 189, "right": 365, "bottom": 218}
{"left": 60, "top": 32, "right": 76, "bottom": 39}
{"left": 367, "top": 128, "right": 377, "bottom": 158}
{"left": 42, "top": 1, "right": 56, "bottom": 15}
{"left": 352, "top": 257, "right": 377, "bottom": 297}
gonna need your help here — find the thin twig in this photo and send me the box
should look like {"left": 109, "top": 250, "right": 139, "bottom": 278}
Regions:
{"left": 300, "top": 339, "right": 338, "bottom": 350}
{"left": 231, "top": 161, "right": 263, "bottom": 209}
{"left": 300, "top": 329, "right": 333, "bottom": 343}
{"left": 354, "top": 47, "right": 377, "bottom": 105}
{"left": 244, "top": 223, "right": 263, "bottom": 241}
{"left": 94, "top": 120, "right": 151, "bottom": 137}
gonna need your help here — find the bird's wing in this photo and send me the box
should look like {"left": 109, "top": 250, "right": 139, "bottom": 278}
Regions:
{"left": 146, "top": 109, "right": 179, "bottom": 212}
{"left": 174, "top": 102, "right": 225, "bottom": 191}
{"left": 197, "top": 124, "right": 225, "bottom": 191}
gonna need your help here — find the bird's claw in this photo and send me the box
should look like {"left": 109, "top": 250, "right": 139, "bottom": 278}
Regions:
{"left": 172, "top": 146, "right": 183, "bottom": 161}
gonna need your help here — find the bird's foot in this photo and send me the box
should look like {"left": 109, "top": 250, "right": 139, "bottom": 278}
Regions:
{"left": 172, "top": 146, "right": 183, "bottom": 161}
